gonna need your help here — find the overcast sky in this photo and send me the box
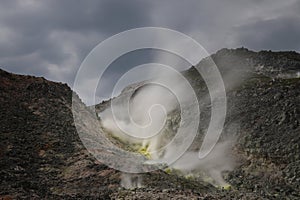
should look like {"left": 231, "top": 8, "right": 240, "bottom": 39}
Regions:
{"left": 0, "top": 0, "right": 299, "bottom": 102}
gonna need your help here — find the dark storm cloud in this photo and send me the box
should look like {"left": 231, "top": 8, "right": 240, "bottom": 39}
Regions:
{"left": 1, "top": 0, "right": 152, "bottom": 34}
{"left": 233, "top": 16, "right": 300, "bottom": 51}
{"left": 148, "top": 0, "right": 300, "bottom": 52}
{"left": 0, "top": 0, "right": 299, "bottom": 103}
{"left": 0, "top": 0, "right": 153, "bottom": 82}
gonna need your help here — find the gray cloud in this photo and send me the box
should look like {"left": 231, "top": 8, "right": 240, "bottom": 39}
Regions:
{"left": 0, "top": 0, "right": 153, "bottom": 83}
{"left": 232, "top": 16, "right": 300, "bottom": 51}
{"left": 0, "top": 0, "right": 299, "bottom": 103}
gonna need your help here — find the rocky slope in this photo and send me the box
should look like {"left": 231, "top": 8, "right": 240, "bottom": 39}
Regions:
{"left": 96, "top": 48, "right": 300, "bottom": 199}
{"left": 0, "top": 68, "right": 220, "bottom": 199}
{"left": 0, "top": 48, "right": 300, "bottom": 199}
{"left": 0, "top": 69, "right": 120, "bottom": 199}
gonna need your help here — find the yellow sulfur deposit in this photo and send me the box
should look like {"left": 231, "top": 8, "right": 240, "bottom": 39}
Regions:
{"left": 221, "top": 184, "right": 232, "bottom": 190}
{"left": 164, "top": 168, "right": 172, "bottom": 174}
{"left": 138, "top": 143, "right": 151, "bottom": 159}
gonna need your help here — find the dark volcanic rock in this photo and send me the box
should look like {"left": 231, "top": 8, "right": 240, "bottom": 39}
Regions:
{"left": 1, "top": 48, "right": 300, "bottom": 199}
{"left": 96, "top": 48, "right": 300, "bottom": 199}
{"left": 0, "top": 69, "right": 120, "bottom": 199}
{"left": 0, "top": 68, "right": 216, "bottom": 199}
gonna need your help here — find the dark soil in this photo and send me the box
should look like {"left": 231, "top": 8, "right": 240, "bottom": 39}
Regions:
{"left": 1, "top": 48, "right": 300, "bottom": 199}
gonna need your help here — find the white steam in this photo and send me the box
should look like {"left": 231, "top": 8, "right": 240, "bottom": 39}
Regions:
{"left": 121, "top": 173, "right": 143, "bottom": 189}
{"left": 100, "top": 64, "right": 199, "bottom": 160}
{"left": 99, "top": 63, "right": 239, "bottom": 188}
{"left": 170, "top": 140, "right": 236, "bottom": 186}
